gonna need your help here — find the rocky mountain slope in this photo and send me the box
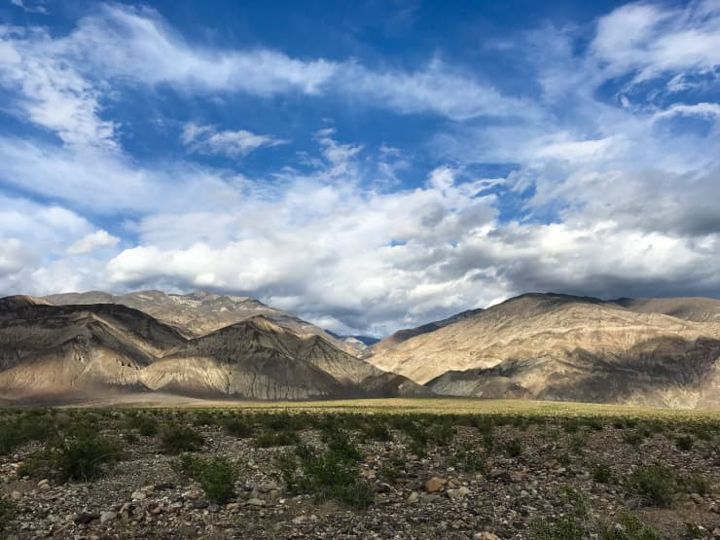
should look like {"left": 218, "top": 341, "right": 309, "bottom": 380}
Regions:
{"left": 43, "top": 290, "right": 364, "bottom": 355}
{"left": 0, "top": 296, "right": 424, "bottom": 403}
{"left": 367, "top": 293, "right": 720, "bottom": 408}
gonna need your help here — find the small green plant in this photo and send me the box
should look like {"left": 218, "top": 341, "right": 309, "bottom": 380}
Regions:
{"left": 528, "top": 487, "right": 589, "bottom": 539}
{"left": 0, "top": 496, "right": 16, "bottom": 534}
{"left": 223, "top": 417, "right": 254, "bottom": 438}
{"left": 160, "top": 425, "right": 204, "bottom": 454}
{"left": 253, "top": 430, "right": 300, "bottom": 448}
{"left": 175, "top": 455, "right": 237, "bottom": 504}
{"left": 675, "top": 435, "right": 694, "bottom": 451}
{"left": 628, "top": 464, "right": 675, "bottom": 507}
{"left": 592, "top": 463, "right": 612, "bottom": 484}
{"left": 506, "top": 438, "right": 523, "bottom": 458}
{"left": 598, "top": 512, "right": 661, "bottom": 540}
{"left": 131, "top": 415, "right": 159, "bottom": 437}
{"left": 54, "top": 434, "right": 122, "bottom": 482}
{"left": 361, "top": 421, "right": 392, "bottom": 442}
{"left": 529, "top": 516, "right": 585, "bottom": 540}
{"left": 323, "top": 430, "right": 362, "bottom": 462}
{"left": 277, "top": 443, "right": 374, "bottom": 509}
{"left": 449, "top": 445, "right": 485, "bottom": 473}
{"left": 680, "top": 473, "right": 712, "bottom": 496}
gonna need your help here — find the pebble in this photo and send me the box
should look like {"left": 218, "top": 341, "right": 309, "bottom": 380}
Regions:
{"left": 100, "top": 511, "right": 117, "bottom": 524}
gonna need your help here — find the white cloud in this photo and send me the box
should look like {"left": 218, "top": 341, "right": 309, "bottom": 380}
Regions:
{"left": 181, "top": 123, "right": 286, "bottom": 157}
{"left": 591, "top": 1, "right": 720, "bottom": 83}
{"left": 67, "top": 230, "right": 119, "bottom": 255}
{"left": 0, "top": 26, "right": 116, "bottom": 149}
{"left": 0, "top": 5, "right": 533, "bottom": 123}
{"left": 9, "top": 0, "right": 47, "bottom": 14}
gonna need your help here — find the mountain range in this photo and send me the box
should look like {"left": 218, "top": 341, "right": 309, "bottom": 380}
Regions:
{"left": 0, "top": 293, "right": 424, "bottom": 404}
{"left": 1, "top": 290, "right": 720, "bottom": 408}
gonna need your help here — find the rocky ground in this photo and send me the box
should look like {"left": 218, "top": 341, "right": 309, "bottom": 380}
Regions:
{"left": 1, "top": 408, "right": 720, "bottom": 539}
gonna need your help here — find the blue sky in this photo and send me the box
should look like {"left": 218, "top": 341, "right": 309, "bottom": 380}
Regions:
{"left": 0, "top": 0, "right": 719, "bottom": 335}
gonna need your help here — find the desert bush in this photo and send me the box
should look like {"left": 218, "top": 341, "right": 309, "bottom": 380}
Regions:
{"left": 529, "top": 487, "right": 590, "bottom": 539}
{"left": 160, "top": 425, "right": 204, "bottom": 454}
{"left": 675, "top": 435, "right": 694, "bottom": 451}
{"left": 175, "top": 455, "right": 237, "bottom": 504}
{"left": 680, "top": 473, "right": 712, "bottom": 496}
{"left": 628, "top": 464, "right": 675, "bottom": 507}
{"left": 598, "top": 512, "right": 661, "bottom": 540}
{"left": 449, "top": 445, "right": 485, "bottom": 473}
{"left": 361, "top": 421, "right": 392, "bottom": 442}
{"left": 323, "top": 430, "right": 362, "bottom": 462}
{"left": 592, "top": 463, "right": 612, "bottom": 484}
{"left": 253, "top": 430, "right": 300, "bottom": 448}
{"left": 127, "top": 414, "right": 158, "bottom": 437}
{"left": 277, "top": 443, "right": 373, "bottom": 509}
{"left": 0, "top": 496, "right": 16, "bottom": 534}
{"left": 223, "top": 417, "right": 254, "bottom": 438}
{"left": 54, "top": 434, "right": 122, "bottom": 482}
{"left": 506, "top": 438, "right": 523, "bottom": 458}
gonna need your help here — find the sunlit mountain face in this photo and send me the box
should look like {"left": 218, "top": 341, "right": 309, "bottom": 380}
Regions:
{"left": 1, "top": 0, "right": 719, "bottom": 337}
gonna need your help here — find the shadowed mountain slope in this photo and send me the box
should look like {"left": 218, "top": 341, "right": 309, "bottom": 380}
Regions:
{"left": 43, "top": 290, "right": 363, "bottom": 355}
{"left": 0, "top": 297, "right": 424, "bottom": 403}
{"left": 368, "top": 293, "right": 720, "bottom": 408}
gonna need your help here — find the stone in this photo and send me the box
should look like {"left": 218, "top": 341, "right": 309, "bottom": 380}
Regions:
{"left": 447, "top": 486, "right": 471, "bottom": 499}
{"left": 407, "top": 491, "right": 420, "bottom": 503}
{"left": 424, "top": 477, "right": 448, "bottom": 493}
{"left": 247, "top": 498, "right": 266, "bottom": 506}
{"left": 10, "top": 490, "right": 21, "bottom": 500}
{"left": 291, "top": 515, "right": 306, "bottom": 525}
{"left": 131, "top": 491, "right": 146, "bottom": 501}
{"left": 474, "top": 533, "right": 501, "bottom": 540}
{"left": 690, "top": 493, "right": 704, "bottom": 504}
{"left": 73, "top": 512, "right": 99, "bottom": 525}
{"left": 99, "top": 511, "right": 116, "bottom": 524}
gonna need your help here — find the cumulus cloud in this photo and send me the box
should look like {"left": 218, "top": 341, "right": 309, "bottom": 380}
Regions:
{"left": 181, "top": 123, "right": 286, "bottom": 157}
{"left": 67, "top": 230, "right": 119, "bottom": 255}
{"left": 1, "top": 1, "right": 720, "bottom": 335}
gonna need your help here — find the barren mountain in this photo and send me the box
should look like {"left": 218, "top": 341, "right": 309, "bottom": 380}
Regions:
{"left": 43, "top": 290, "right": 363, "bottom": 355}
{"left": 612, "top": 296, "right": 720, "bottom": 323}
{"left": 368, "top": 293, "right": 720, "bottom": 408}
{"left": 0, "top": 296, "right": 424, "bottom": 403}
{"left": 371, "top": 308, "right": 484, "bottom": 355}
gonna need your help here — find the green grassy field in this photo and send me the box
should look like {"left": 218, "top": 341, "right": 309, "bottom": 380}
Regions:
{"left": 57, "top": 395, "right": 720, "bottom": 422}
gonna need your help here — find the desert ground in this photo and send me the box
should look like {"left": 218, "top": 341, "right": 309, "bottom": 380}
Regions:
{"left": 2, "top": 399, "right": 720, "bottom": 539}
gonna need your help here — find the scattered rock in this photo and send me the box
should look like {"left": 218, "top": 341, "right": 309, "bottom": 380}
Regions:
{"left": 424, "top": 477, "right": 448, "bottom": 493}
{"left": 73, "top": 512, "right": 99, "bottom": 525}
{"left": 100, "top": 511, "right": 116, "bottom": 524}
{"left": 131, "top": 490, "right": 147, "bottom": 501}
{"left": 247, "top": 498, "right": 266, "bottom": 507}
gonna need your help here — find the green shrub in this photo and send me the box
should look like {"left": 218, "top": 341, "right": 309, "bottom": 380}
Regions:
{"left": 529, "top": 516, "right": 585, "bottom": 540}
{"left": 0, "top": 496, "right": 16, "bottom": 534}
{"left": 675, "top": 435, "right": 693, "bottom": 451}
{"left": 449, "top": 446, "right": 485, "bottom": 473}
{"left": 361, "top": 421, "right": 392, "bottom": 442}
{"left": 16, "top": 449, "right": 55, "bottom": 479}
{"left": 175, "top": 455, "right": 237, "bottom": 504}
{"left": 598, "top": 512, "right": 661, "bottom": 540}
{"left": 223, "top": 417, "right": 254, "bottom": 438}
{"left": 628, "top": 465, "right": 675, "bottom": 507}
{"left": 253, "top": 430, "right": 300, "bottom": 448}
{"left": 323, "top": 430, "right": 362, "bottom": 462}
{"left": 680, "top": 473, "right": 712, "bottom": 496}
{"left": 592, "top": 463, "right": 612, "bottom": 484}
{"left": 128, "top": 414, "right": 158, "bottom": 437}
{"left": 160, "top": 425, "right": 204, "bottom": 454}
{"left": 277, "top": 444, "right": 373, "bottom": 509}
{"left": 54, "top": 434, "right": 122, "bottom": 482}
{"left": 506, "top": 438, "right": 523, "bottom": 458}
